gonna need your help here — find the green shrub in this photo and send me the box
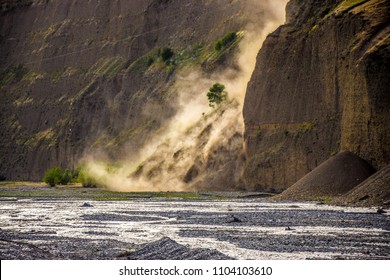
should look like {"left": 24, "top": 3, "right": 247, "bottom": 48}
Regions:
{"left": 127, "top": 51, "right": 158, "bottom": 73}
{"left": 160, "top": 47, "right": 174, "bottom": 62}
{"left": 43, "top": 167, "right": 62, "bottom": 187}
{"left": 214, "top": 32, "right": 237, "bottom": 51}
{"left": 207, "top": 83, "right": 227, "bottom": 107}
{"left": 43, "top": 167, "right": 77, "bottom": 186}
{"left": 60, "top": 169, "right": 73, "bottom": 185}
{"left": 77, "top": 170, "right": 97, "bottom": 188}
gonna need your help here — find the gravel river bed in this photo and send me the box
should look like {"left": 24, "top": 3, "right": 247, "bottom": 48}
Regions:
{"left": 0, "top": 198, "right": 389, "bottom": 260}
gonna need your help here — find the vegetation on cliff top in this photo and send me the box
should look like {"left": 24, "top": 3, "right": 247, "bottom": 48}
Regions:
{"left": 334, "top": 0, "right": 369, "bottom": 13}
{"left": 127, "top": 31, "right": 242, "bottom": 77}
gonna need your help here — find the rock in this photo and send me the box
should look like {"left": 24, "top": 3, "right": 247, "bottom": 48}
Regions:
{"left": 285, "top": 226, "right": 295, "bottom": 231}
{"left": 227, "top": 215, "right": 242, "bottom": 223}
{"left": 80, "top": 202, "right": 93, "bottom": 208}
{"left": 376, "top": 208, "right": 386, "bottom": 214}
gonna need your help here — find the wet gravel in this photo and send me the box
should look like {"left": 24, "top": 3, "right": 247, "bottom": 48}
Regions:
{"left": 179, "top": 229, "right": 389, "bottom": 258}
{"left": 0, "top": 198, "right": 389, "bottom": 259}
{"left": 0, "top": 229, "right": 134, "bottom": 259}
{"left": 126, "top": 237, "right": 234, "bottom": 260}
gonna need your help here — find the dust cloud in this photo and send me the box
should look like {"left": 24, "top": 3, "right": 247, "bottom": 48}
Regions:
{"left": 82, "top": 0, "right": 288, "bottom": 192}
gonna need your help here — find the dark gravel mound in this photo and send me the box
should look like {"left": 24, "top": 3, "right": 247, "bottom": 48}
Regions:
{"left": 277, "top": 151, "right": 375, "bottom": 200}
{"left": 126, "top": 237, "right": 234, "bottom": 260}
{"left": 0, "top": 228, "right": 133, "bottom": 260}
{"left": 334, "top": 164, "right": 390, "bottom": 207}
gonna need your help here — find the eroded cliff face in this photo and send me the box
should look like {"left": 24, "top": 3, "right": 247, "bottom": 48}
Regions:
{"left": 1, "top": 0, "right": 152, "bottom": 180}
{"left": 243, "top": 0, "right": 390, "bottom": 192}
{"left": 0, "top": 0, "right": 281, "bottom": 185}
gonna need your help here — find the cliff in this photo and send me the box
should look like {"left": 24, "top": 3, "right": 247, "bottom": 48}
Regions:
{"left": 0, "top": 0, "right": 271, "bottom": 183}
{"left": 243, "top": 0, "right": 390, "bottom": 192}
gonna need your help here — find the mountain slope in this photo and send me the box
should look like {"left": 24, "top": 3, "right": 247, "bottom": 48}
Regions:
{"left": 0, "top": 0, "right": 278, "bottom": 184}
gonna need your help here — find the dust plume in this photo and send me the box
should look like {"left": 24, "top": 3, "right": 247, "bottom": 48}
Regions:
{"left": 81, "top": 0, "right": 288, "bottom": 192}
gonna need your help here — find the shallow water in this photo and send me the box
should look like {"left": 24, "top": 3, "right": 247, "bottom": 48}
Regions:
{"left": 0, "top": 198, "right": 389, "bottom": 259}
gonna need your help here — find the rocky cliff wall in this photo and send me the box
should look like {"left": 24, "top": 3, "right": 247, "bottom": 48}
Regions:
{"left": 1, "top": 0, "right": 151, "bottom": 180}
{"left": 243, "top": 0, "right": 390, "bottom": 192}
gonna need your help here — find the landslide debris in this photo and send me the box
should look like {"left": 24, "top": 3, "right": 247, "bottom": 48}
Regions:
{"left": 276, "top": 151, "right": 375, "bottom": 201}
{"left": 334, "top": 164, "right": 390, "bottom": 207}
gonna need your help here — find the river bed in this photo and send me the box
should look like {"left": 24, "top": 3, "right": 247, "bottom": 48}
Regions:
{"left": 0, "top": 198, "right": 389, "bottom": 259}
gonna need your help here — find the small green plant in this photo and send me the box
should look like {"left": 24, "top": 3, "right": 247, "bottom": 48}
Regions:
{"left": 166, "top": 62, "right": 176, "bottom": 74}
{"left": 60, "top": 169, "right": 73, "bottom": 185}
{"left": 160, "top": 47, "right": 174, "bottom": 62}
{"left": 43, "top": 167, "right": 62, "bottom": 187}
{"left": 299, "top": 122, "right": 315, "bottom": 133}
{"left": 317, "top": 197, "right": 333, "bottom": 204}
{"left": 214, "top": 32, "right": 238, "bottom": 51}
{"left": 127, "top": 50, "right": 159, "bottom": 73}
{"left": 207, "top": 83, "right": 228, "bottom": 107}
{"left": 0, "top": 64, "right": 28, "bottom": 88}
{"left": 309, "top": 24, "right": 318, "bottom": 35}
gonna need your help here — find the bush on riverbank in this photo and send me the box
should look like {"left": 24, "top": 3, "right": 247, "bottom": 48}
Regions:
{"left": 43, "top": 167, "right": 76, "bottom": 187}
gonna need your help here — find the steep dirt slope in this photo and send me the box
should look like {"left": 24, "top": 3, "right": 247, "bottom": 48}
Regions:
{"left": 243, "top": 0, "right": 390, "bottom": 192}
{"left": 0, "top": 0, "right": 271, "bottom": 182}
{"left": 276, "top": 151, "right": 375, "bottom": 201}
{"left": 334, "top": 164, "right": 390, "bottom": 207}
